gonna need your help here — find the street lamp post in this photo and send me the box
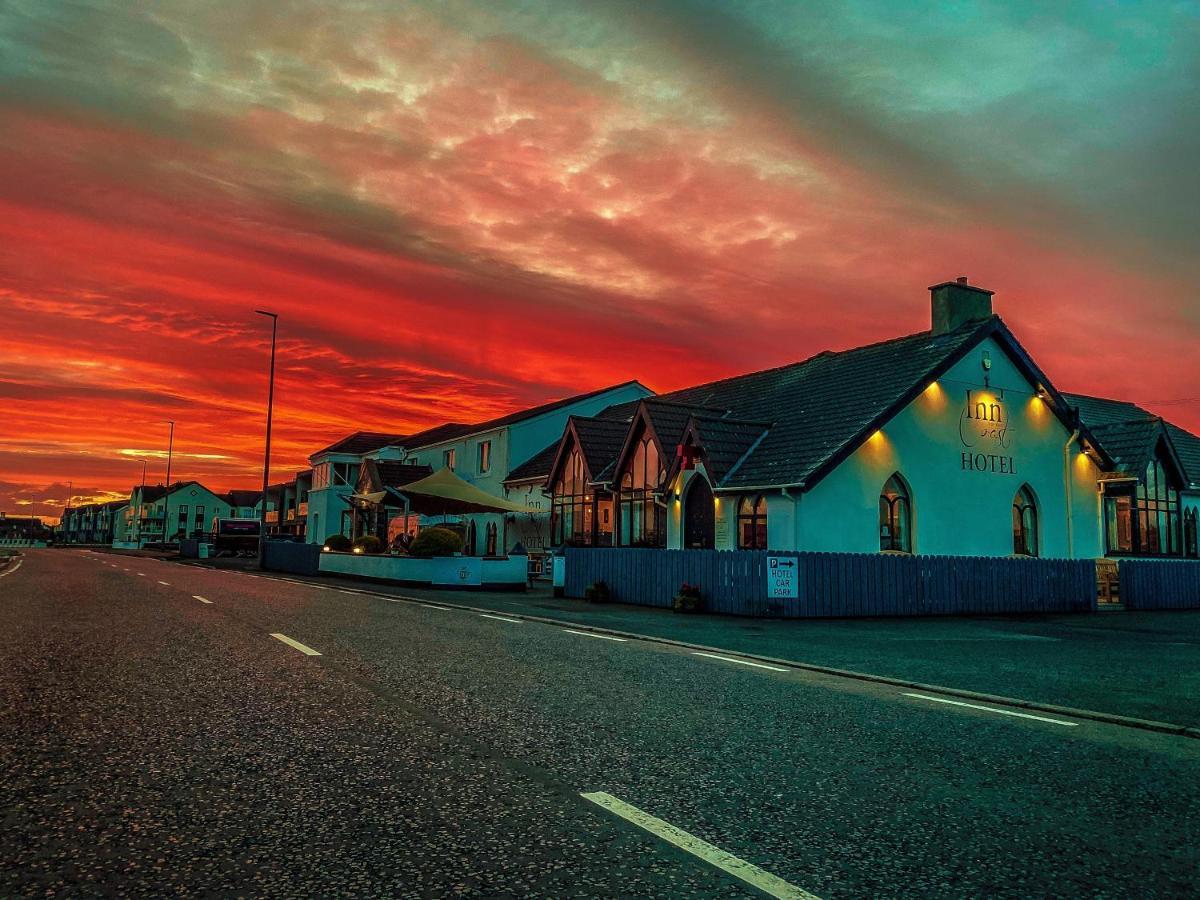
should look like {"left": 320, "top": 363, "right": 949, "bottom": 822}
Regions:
{"left": 256, "top": 310, "right": 278, "bottom": 569}
{"left": 136, "top": 458, "right": 147, "bottom": 547}
{"left": 64, "top": 480, "right": 72, "bottom": 544}
{"left": 162, "top": 420, "right": 175, "bottom": 545}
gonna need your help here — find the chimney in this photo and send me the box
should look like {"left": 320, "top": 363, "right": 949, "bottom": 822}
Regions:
{"left": 929, "top": 276, "right": 994, "bottom": 335}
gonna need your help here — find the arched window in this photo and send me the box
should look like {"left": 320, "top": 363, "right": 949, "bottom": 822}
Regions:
{"left": 464, "top": 520, "right": 477, "bottom": 556}
{"left": 879, "top": 474, "right": 912, "bottom": 553}
{"left": 485, "top": 520, "right": 498, "bottom": 556}
{"left": 1106, "top": 445, "right": 1183, "bottom": 556}
{"left": 1012, "top": 485, "right": 1039, "bottom": 557}
{"left": 616, "top": 431, "right": 666, "bottom": 547}
{"left": 551, "top": 446, "right": 594, "bottom": 546}
{"left": 737, "top": 495, "right": 768, "bottom": 549}
{"left": 1185, "top": 509, "right": 1199, "bottom": 559}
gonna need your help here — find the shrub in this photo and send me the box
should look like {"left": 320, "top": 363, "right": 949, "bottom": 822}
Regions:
{"left": 584, "top": 580, "right": 610, "bottom": 603}
{"left": 672, "top": 581, "right": 704, "bottom": 614}
{"left": 410, "top": 526, "right": 464, "bottom": 557}
{"left": 352, "top": 535, "right": 384, "bottom": 554}
{"left": 324, "top": 533, "right": 352, "bottom": 552}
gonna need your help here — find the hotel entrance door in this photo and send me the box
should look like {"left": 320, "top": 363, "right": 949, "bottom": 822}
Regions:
{"left": 683, "top": 477, "right": 715, "bottom": 549}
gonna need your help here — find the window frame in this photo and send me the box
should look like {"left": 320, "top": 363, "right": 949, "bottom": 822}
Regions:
{"left": 736, "top": 494, "right": 768, "bottom": 550}
{"left": 1012, "top": 485, "right": 1038, "bottom": 557}
{"left": 477, "top": 440, "right": 492, "bottom": 474}
{"left": 878, "top": 473, "right": 912, "bottom": 554}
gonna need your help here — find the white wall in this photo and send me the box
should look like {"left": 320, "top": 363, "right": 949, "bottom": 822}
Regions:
{"left": 792, "top": 337, "right": 1104, "bottom": 559}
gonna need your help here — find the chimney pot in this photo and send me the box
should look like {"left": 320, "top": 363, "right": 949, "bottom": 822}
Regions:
{"left": 929, "top": 277, "right": 994, "bottom": 335}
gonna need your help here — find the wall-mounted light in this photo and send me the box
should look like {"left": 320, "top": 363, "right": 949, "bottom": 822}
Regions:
{"left": 673, "top": 490, "right": 681, "bottom": 501}
{"left": 982, "top": 350, "right": 992, "bottom": 371}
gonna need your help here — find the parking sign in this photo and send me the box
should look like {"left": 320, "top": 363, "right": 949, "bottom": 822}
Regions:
{"left": 766, "top": 556, "right": 799, "bottom": 599}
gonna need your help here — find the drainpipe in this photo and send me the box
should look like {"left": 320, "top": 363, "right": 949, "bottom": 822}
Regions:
{"left": 1063, "top": 428, "right": 1080, "bottom": 558}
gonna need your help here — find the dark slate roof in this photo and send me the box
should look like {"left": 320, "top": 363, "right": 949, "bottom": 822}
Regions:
{"left": 468, "top": 381, "right": 646, "bottom": 434}
{"left": 504, "top": 440, "right": 560, "bottom": 483}
{"left": 595, "top": 399, "right": 644, "bottom": 421}
{"left": 575, "top": 416, "right": 635, "bottom": 483}
{"left": 1067, "top": 393, "right": 1200, "bottom": 488}
{"left": 401, "top": 422, "right": 474, "bottom": 449}
{"left": 688, "top": 415, "right": 771, "bottom": 483}
{"left": 314, "top": 431, "right": 407, "bottom": 457}
{"left": 102, "top": 499, "right": 128, "bottom": 511}
{"left": 1087, "top": 419, "right": 1161, "bottom": 478}
{"left": 224, "top": 490, "right": 262, "bottom": 508}
{"left": 375, "top": 461, "right": 434, "bottom": 488}
{"left": 1166, "top": 423, "right": 1200, "bottom": 488}
{"left": 655, "top": 322, "right": 989, "bottom": 489}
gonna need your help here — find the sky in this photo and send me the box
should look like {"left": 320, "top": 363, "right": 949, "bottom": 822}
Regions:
{"left": 2, "top": 0, "right": 1198, "bottom": 522}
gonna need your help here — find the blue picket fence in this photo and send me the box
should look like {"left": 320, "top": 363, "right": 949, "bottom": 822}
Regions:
{"left": 1118, "top": 559, "right": 1200, "bottom": 610}
{"left": 263, "top": 540, "right": 322, "bottom": 576}
{"left": 564, "top": 548, "right": 1096, "bottom": 618}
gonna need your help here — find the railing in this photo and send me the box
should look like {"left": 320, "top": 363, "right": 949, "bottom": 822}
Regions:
{"left": 564, "top": 548, "right": 1097, "bottom": 618}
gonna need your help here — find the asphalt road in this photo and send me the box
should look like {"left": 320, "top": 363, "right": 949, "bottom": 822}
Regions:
{"left": 2, "top": 550, "right": 1199, "bottom": 898}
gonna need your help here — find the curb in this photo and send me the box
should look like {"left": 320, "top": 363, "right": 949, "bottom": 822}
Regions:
{"left": 250, "top": 568, "right": 1200, "bottom": 741}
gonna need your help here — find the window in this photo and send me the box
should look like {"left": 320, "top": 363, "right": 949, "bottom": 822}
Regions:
{"left": 879, "top": 474, "right": 912, "bottom": 553}
{"left": 737, "top": 495, "right": 768, "bottom": 549}
{"left": 1012, "top": 486, "right": 1038, "bottom": 557}
{"left": 616, "top": 433, "right": 665, "bottom": 547}
{"left": 178, "top": 504, "right": 188, "bottom": 525}
{"left": 312, "top": 464, "right": 330, "bottom": 490}
{"left": 443, "top": 448, "right": 456, "bottom": 471}
{"left": 485, "top": 521, "right": 498, "bottom": 556}
{"left": 1183, "top": 508, "right": 1198, "bottom": 560}
{"left": 478, "top": 440, "right": 491, "bottom": 474}
{"left": 551, "top": 447, "right": 594, "bottom": 545}
{"left": 195, "top": 505, "right": 205, "bottom": 535}
{"left": 464, "top": 519, "right": 476, "bottom": 556}
{"left": 1104, "top": 445, "right": 1183, "bottom": 556}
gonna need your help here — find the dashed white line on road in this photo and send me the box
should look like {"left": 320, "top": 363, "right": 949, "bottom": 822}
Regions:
{"left": 565, "top": 629, "right": 628, "bottom": 643}
{"left": 193, "top": 595, "right": 213, "bottom": 604}
{"left": 137, "top": 572, "right": 146, "bottom": 577}
{"left": 480, "top": 613, "right": 522, "bottom": 624}
{"left": 158, "top": 581, "right": 170, "bottom": 586}
{"left": 581, "top": 791, "right": 818, "bottom": 899}
{"left": 337, "top": 589, "right": 358, "bottom": 595}
{"left": 901, "top": 692, "right": 1079, "bottom": 727}
{"left": 269, "top": 633, "right": 322, "bottom": 656}
{"left": 422, "top": 603, "right": 451, "bottom": 610}
{"left": 691, "top": 652, "right": 788, "bottom": 672}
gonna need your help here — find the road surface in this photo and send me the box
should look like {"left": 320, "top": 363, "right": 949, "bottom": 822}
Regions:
{"left": 2, "top": 549, "right": 1198, "bottom": 897}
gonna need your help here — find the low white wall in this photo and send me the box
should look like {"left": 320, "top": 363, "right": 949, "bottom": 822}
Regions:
{"left": 318, "top": 553, "right": 527, "bottom": 588}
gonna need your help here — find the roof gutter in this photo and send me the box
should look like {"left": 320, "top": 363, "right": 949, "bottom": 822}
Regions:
{"left": 713, "top": 481, "right": 806, "bottom": 495}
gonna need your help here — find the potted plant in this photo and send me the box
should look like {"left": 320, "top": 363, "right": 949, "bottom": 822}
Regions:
{"left": 584, "top": 580, "right": 610, "bottom": 603}
{"left": 672, "top": 581, "right": 704, "bottom": 613}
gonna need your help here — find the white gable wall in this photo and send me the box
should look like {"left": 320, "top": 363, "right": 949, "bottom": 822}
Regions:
{"left": 791, "top": 337, "right": 1105, "bottom": 559}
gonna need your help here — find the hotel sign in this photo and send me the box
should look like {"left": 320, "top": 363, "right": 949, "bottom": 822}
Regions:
{"left": 766, "top": 556, "right": 799, "bottom": 599}
{"left": 959, "top": 389, "right": 1016, "bottom": 475}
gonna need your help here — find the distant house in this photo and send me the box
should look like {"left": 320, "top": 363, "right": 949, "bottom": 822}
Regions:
{"left": 59, "top": 499, "right": 128, "bottom": 544}
{"left": 0, "top": 513, "right": 49, "bottom": 544}
{"left": 124, "top": 481, "right": 233, "bottom": 544}
{"left": 223, "top": 490, "right": 264, "bottom": 520}
{"left": 265, "top": 471, "right": 311, "bottom": 540}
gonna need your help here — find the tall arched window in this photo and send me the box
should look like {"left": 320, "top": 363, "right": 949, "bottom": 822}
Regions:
{"left": 485, "top": 520, "right": 498, "bottom": 556}
{"left": 617, "top": 432, "right": 665, "bottom": 547}
{"left": 1185, "top": 508, "right": 1199, "bottom": 559}
{"left": 551, "top": 447, "right": 593, "bottom": 546}
{"left": 464, "top": 520, "right": 477, "bottom": 556}
{"left": 1013, "top": 485, "right": 1039, "bottom": 557}
{"left": 879, "top": 474, "right": 912, "bottom": 553}
{"left": 737, "top": 495, "right": 768, "bottom": 549}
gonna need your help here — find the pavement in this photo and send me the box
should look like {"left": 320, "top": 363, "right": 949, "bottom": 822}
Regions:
{"left": 3, "top": 548, "right": 1200, "bottom": 897}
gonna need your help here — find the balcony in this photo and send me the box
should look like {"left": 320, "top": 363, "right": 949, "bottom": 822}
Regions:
{"left": 265, "top": 511, "right": 280, "bottom": 524}
{"left": 298, "top": 502, "right": 309, "bottom": 517}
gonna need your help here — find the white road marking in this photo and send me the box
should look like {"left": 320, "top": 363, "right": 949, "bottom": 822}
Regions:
{"left": 193, "top": 595, "right": 213, "bottom": 604}
{"left": 0, "top": 559, "right": 22, "bottom": 578}
{"left": 337, "top": 589, "right": 358, "bottom": 595}
{"left": 158, "top": 581, "right": 170, "bottom": 586}
{"left": 581, "top": 791, "right": 818, "bottom": 899}
{"left": 902, "top": 692, "right": 1079, "bottom": 727}
{"left": 422, "top": 603, "right": 451, "bottom": 610}
{"left": 565, "top": 629, "right": 628, "bottom": 643}
{"left": 137, "top": 572, "right": 146, "bottom": 577}
{"left": 480, "top": 613, "right": 521, "bottom": 624}
{"left": 269, "top": 633, "right": 322, "bottom": 656}
{"left": 692, "top": 652, "right": 788, "bottom": 672}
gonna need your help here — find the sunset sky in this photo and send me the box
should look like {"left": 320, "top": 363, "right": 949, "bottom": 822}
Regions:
{"left": 2, "top": 1, "right": 1198, "bottom": 522}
